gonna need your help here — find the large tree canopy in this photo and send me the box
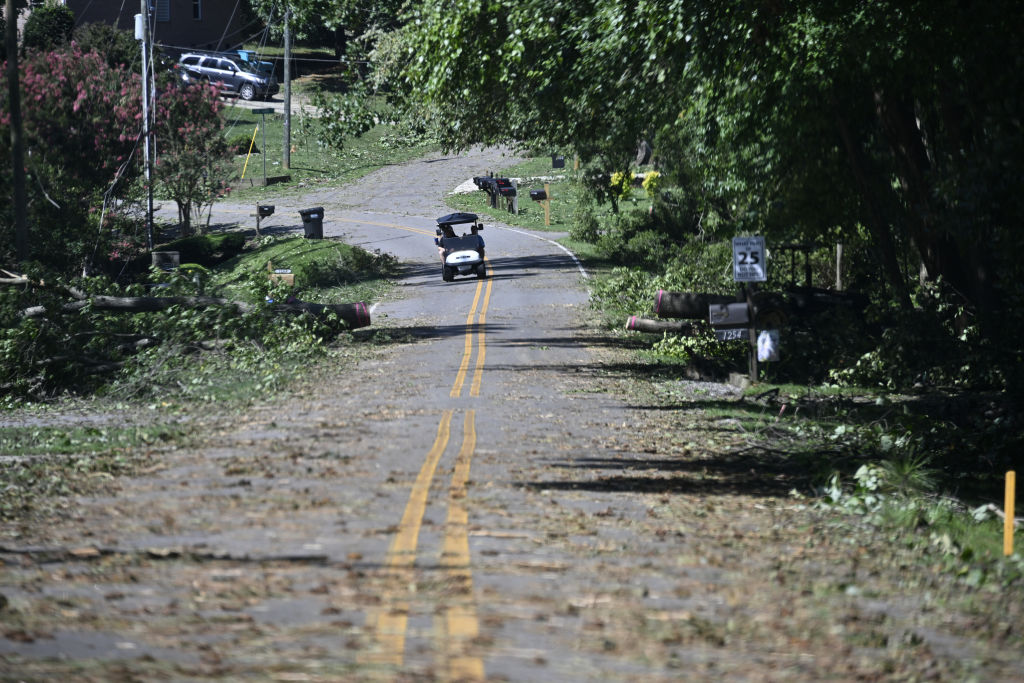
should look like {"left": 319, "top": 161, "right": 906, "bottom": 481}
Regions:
{"left": 244, "top": 0, "right": 403, "bottom": 58}
{"left": 395, "top": 0, "right": 1024, "bottom": 322}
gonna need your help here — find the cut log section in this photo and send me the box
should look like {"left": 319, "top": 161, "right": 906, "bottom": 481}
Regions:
{"left": 625, "top": 316, "right": 699, "bottom": 335}
{"left": 654, "top": 290, "right": 735, "bottom": 319}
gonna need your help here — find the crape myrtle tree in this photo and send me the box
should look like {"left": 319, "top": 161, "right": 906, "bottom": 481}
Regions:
{"left": 152, "top": 80, "right": 232, "bottom": 237}
{"left": 1, "top": 38, "right": 235, "bottom": 271}
{"left": 0, "top": 45, "right": 144, "bottom": 273}
{"left": 395, "top": 0, "right": 1024, "bottom": 361}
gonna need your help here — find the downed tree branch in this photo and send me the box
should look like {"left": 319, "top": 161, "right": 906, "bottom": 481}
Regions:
{"left": 625, "top": 316, "right": 700, "bottom": 335}
{"left": 1, "top": 269, "right": 86, "bottom": 299}
{"left": 21, "top": 296, "right": 371, "bottom": 328}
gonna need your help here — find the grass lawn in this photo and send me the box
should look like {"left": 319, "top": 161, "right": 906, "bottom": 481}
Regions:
{"left": 220, "top": 104, "right": 437, "bottom": 201}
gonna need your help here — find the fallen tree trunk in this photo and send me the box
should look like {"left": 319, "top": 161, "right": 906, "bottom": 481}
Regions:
{"left": 22, "top": 296, "right": 371, "bottom": 328}
{"left": 654, "top": 290, "right": 736, "bottom": 319}
{"left": 625, "top": 316, "right": 700, "bottom": 335}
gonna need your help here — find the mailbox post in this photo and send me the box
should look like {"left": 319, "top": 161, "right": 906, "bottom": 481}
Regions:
{"left": 529, "top": 184, "right": 552, "bottom": 226}
{"left": 730, "top": 236, "right": 768, "bottom": 382}
{"left": 255, "top": 204, "right": 274, "bottom": 235}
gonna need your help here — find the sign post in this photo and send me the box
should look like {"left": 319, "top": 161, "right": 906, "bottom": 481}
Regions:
{"left": 251, "top": 107, "right": 275, "bottom": 186}
{"left": 732, "top": 237, "right": 767, "bottom": 382}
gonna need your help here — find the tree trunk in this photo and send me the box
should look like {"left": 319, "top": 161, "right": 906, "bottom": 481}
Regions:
{"left": 654, "top": 290, "right": 735, "bottom": 319}
{"left": 626, "top": 317, "right": 699, "bottom": 334}
{"left": 833, "top": 100, "right": 912, "bottom": 309}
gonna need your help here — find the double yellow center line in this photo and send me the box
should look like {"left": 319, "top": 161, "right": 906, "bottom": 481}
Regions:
{"left": 365, "top": 232, "right": 493, "bottom": 677}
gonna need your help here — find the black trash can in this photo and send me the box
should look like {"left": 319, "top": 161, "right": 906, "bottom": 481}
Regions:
{"left": 299, "top": 207, "right": 324, "bottom": 239}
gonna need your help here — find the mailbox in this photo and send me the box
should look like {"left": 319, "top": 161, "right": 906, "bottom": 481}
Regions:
{"left": 473, "top": 176, "right": 496, "bottom": 192}
{"left": 495, "top": 177, "right": 516, "bottom": 197}
{"left": 529, "top": 189, "right": 548, "bottom": 201}
{"left": 552, "top": 155, "right": 566, "bottom": 169}
{"left": 709, "top": 302, "right": 750, "bottom": 341}
{"left": 257, "top": 204, "right": 275, "bottom": 217}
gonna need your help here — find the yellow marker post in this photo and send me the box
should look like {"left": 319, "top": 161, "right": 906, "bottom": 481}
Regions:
{"left": 240, "top": 125, "right": 259, "bottom": 180}
{"left": 1006, "top": 471, "right": 1016, "bottom": 556}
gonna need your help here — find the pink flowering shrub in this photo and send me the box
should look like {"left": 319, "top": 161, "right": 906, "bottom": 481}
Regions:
{"left": 0, "top": 45, "right": 143, "bottom": 272}
{"left": 152, "top": 81, "right": 232, "bottom": 237}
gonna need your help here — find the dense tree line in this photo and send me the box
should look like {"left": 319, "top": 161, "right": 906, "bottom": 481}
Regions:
{"left": 374, "top": 0, "right": 1024, "bottom": 388}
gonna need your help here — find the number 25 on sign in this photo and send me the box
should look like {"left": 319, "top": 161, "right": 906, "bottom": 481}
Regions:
{"left": 732, "top": 236, "right": 767, "bottom": 282}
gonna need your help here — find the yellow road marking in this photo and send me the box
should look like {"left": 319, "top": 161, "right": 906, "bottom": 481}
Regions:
{"left": 470, "top": 266, "right": 494, "bottom": 397}
{"left": 337, "top": 216, "right": 436, "bottom": 236}
{"left": 363, "top": 218, "right": 490, "bottom": 675}
{"left": 451, "top": 278, "right": 485, "bottom": 398}
{"left": 438, "top": 410, "right": 484, "bottom": 680}
{"left": 368, "top": 410, "right": 453, "bottom": 665}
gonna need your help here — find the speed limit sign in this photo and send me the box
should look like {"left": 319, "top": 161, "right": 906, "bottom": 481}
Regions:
{"left": 732, "top": 236, "right": 766, "bottom": 282}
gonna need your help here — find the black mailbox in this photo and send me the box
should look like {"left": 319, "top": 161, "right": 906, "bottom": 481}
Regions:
{"left": 709, "top": 303, "right": 750, "bottom": 341}
{"left": 495, "top": 178, "right": 516, "bottom": 197}
{"left": 473, "top": 176, "right": 496, "bottom": 192}
{"left": 529, "top": 189, "right": 547, "bottom": 201}
{"left": 258, "top": 204, "right": 275, "bottom": 217}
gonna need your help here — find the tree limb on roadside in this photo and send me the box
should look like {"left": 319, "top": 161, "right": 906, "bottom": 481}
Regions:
{"left": 21, "top": 295, "right": 371, "bottom": 327}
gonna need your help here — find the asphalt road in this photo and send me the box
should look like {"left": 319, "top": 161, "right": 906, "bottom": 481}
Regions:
{"left": 3, "top": 148, "right": 1021, "bottom": 681}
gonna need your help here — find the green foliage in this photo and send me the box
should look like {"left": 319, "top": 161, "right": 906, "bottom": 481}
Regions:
{"left": 0, "top": 236, "right": 393, "bottom": 403}
{"left": 398, "top": 0, "right": 1024, "bottom": 395}
{"left": 641, "top": 171, "right": 661, "bottom": 198}
{"left": 818, "top": 462, "right": 1021, "bottom": 587}
{"left": 72, "top": 22, "right": 139, "bottom": 69}
{"left": 0, "top": 45, "right": 144, "bottom": 274}
{"left": 310, "top": 85, "right": 380, "bottom": 151}
{"left": 829, "top": 281, "right": 1014, "bottom": 392}
{"left": 21, "top": 4, "right": 74, "bottom": 52}
{"left": 227, "top": 133, "right": 257, "bottom": 156}
{"left": 651, "top": 330, "right": 740, "bottom": 369}
{"left": 589, "top": 266, "right": 659, "bottom": 326}
{"left": 153, "top": 81, "right": 233, "bottom": 236}
{"left": 569, "top": 200, "right": 600, "bottom": 243}
{"left": 158, "top": 232, "right": 246, "bottom": 268}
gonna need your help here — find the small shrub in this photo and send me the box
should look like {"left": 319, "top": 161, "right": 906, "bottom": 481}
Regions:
{"left": 22, "top": 4, "right": 74, "bottom": 51}
{"left": 227, "top": 134, "right": 258, "bottom": 156}
{"left": 159, "top": 233, "right": 246, "bottom": 267}
{"left": 570, "top": 201, "right": 601, "bottom": 243}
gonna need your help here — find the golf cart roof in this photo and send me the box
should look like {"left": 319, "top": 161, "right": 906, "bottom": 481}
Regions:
{"left": 436, "top": 212, "right": 478, "bottom": 226}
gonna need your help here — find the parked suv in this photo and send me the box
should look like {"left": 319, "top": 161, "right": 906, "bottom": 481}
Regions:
{"left": 177, "top": 53, "right": 279, "bottom": 101}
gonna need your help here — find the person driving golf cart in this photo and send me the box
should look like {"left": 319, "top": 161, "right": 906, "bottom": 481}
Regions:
{"left": 435, "top": 212, "right": 486, "bottom": 281}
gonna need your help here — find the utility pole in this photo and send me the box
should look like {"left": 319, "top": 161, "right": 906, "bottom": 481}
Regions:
{"left": 6, "top": 0, "right": 28, "bottom": 261}
{"left": 283, "top": 8, "right": 291, "bottom": 170}
{"left": 136, "top": 1, "right": 154, "bottom": 250}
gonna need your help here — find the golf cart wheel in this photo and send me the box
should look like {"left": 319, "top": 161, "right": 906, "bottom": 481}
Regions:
{"left": 476, "top": 264, "right": 486, "bottom": 279}
{"left": 239, "top": 83, "right": 257, "bottom": 101}
{"left": 443, "top": 266, "right": 454, "bottom": 282}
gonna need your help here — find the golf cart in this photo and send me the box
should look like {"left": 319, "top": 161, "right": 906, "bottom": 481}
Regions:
{"left": 436, "top": 212, "right": 486, "bottom": 281}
